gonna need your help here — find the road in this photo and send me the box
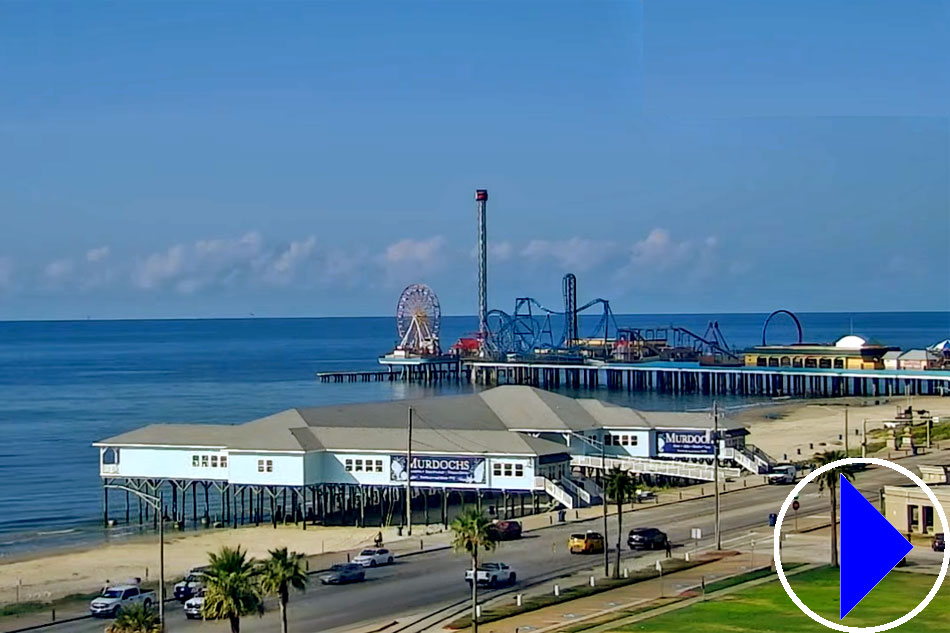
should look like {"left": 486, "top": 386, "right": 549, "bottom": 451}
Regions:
{"left": 55, "top": 454, "right": 941, "bottom": 633}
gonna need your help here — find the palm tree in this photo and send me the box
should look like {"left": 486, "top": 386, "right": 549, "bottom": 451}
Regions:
{"left": 106, "top": 603, "right": 161, "bottom": 633}
{"left": 603, "top": 467, "right": 638, "bottom": 579}
{"left": 201, "top": 546, "right": 264, "bottom": 633}
{"left": 450, "top": 509, "right": 498, "bottom": 633}
{"left": 259, "top": 547, "right": 309, "bottom": 633}
{"left": 814, "top": 450, "right": 860, "bottom": 567}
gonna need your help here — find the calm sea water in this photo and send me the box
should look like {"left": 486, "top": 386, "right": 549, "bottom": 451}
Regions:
{"left": 0, "top": 312, "right": 947, "bottom": 555}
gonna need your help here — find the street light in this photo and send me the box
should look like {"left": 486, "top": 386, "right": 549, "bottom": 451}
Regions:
{"left": 105, "top": 485, "right": 165, "bottom": 631}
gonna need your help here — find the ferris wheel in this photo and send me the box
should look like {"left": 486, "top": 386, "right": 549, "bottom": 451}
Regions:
{"left": 395, "top": 284, "right": 442, "bottom": 355}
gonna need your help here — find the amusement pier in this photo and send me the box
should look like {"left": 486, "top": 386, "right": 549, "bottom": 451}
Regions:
{"left": 318, "top": 189, "right": 950, "bottom": 398}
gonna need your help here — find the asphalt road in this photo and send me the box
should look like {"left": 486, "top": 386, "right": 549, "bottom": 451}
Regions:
{"left": 54, "top": 455, "right": 942, "bottom": 633}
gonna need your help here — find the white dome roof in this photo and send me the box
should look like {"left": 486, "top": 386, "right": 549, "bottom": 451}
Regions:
{"left": 835, "top": 335, "right": 867, "bottom": 349}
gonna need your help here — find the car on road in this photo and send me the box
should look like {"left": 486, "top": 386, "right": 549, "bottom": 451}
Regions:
{"left": 627, "top": 527, "right": 668, "bottom": 550}
{"left": 488, "top": 520, "right": 523, "bottom": 541}
{"left": 174, "top": 569, "right": 205, "bottom": 601}
{"left": 934, "top": 533, "right": 945, "bottom": 552}
{"left": 89, "top": 583, "right": 155, "bottom": 618}
{"left": 183, "top": 588, "right": 205, "bottom": 619}
{"left": 569, "top": 531, "right": 605, "bottom": 554}
{"left": 320, "top": 563, "right": 366, "bottom": 585}
{"left": 767, "top": 464, "right": 797, "bottom": 485}
{"left": 352, "top": 548, "right": 394, "bottom": 567}
{"left": 465, "top": 562, "right": 517, "bottom": 587}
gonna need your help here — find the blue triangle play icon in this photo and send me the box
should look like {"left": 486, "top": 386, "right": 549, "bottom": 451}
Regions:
{"left": 840, "top": 474, "right": 913, "bottom": 619}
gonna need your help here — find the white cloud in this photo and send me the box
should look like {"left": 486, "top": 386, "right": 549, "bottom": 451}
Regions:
{"left": 133, "top": 232, "right": 267, "bottom": 293}
{"left": 627, "top": 228, "right": 717, "bottom": 273}
{"left": 44, "top": 258, "right": 74, "bottom": 281}
{"left": 86, "top": 246, "right": 110, "bottom": 263}
{"left": 384, "top": 236, "right": 447, "bottom": 266}
{"left": 521, "top": 237, "right": 617, "bottom": 272}
{"left": 260, "top": 236, "right": 318, "bottom": 285}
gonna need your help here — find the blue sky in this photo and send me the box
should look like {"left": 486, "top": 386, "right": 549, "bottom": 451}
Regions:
{"left": 0, "top": 1, "right": 947, "bottom": 320}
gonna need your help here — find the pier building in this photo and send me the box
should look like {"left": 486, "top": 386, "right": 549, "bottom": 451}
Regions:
{"left": 743, "top": 335, "right": 897, "bottom": 370}
{"left": 95, "top": 386, "right": 753, "bottom": 531}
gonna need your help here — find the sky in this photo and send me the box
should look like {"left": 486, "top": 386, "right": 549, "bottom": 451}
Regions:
{"left": 0, "top": 0, "right": 947, "bottom": 320}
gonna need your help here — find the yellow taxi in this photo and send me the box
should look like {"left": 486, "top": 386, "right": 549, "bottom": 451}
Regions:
{"left": 568, "top": 530, "right": 605, "bottom": 554}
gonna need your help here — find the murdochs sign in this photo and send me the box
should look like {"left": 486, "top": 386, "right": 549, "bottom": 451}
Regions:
{"left": 656, "top": 430, "right": 714, "bottom": 455}
{"left": 390, "top": 455, "right": 487, "bottom": 484}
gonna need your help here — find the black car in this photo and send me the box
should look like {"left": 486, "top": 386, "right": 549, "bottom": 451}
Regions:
{"left": 628, "top": 527, "right": 668, "bottom": 550}
{"left": 934, "top": 533, "right": 945, "bottom": 552}
{"left": 488, "top": 520, "right": 523, "bottom": 541}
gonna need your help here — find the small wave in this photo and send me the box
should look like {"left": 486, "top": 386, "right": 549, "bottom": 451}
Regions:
{"left": 36, "top": 528, "right": 78, "bottom": 536}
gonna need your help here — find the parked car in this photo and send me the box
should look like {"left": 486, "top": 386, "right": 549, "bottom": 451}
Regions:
{"left": 488, "top": 520, "right": 523, "bottom": 541}
{"left": 89, "top": 583, "right": 155, "bottom": 618}
{"left": 934, "top": 533, "right": 945, "bottom": 552}
{"left": 352, "top": 548, "right": 394, "bottom": 567}
{"left": 767, "top": 464, "right": 797, "bottom": 485}
{"left": 183, "top": 588, "right": 205, "bottom": 620}
{"left": 320, "top": 563, "right": 366, "bottom": 585}
{"left": 635, "top": 489, "right": 656, "bottom": 502}
{"left": 628, "top": 527, "right": 668, "bottom": 550}
{"left": 569, "top": 531, "right": 605, "bottom": 554}
{"left": 465, "top": 562, "right": 517, "bottom": 587}
{"left": 174, "top": 569, "right": 205, "bottom": 601}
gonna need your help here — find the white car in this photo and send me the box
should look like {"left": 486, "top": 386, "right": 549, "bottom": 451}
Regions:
{"left": 352, "top": 548, "right": 394, "bottom": 567}
{"left": 89, "top": 583, "right": 155, "bottom": 618}
{"left": 184, "top": 589, "right": 205, "bottom": 619}
{"left": 465, "top": 562, "right": 517, "bottom": 587}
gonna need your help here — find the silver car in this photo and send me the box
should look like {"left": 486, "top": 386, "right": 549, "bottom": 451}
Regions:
{"left": 319, "top": 563, "right": 366, "bottom": 585}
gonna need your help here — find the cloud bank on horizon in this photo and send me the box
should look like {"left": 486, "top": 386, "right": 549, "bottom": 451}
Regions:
{"left": 0, "top": 1, "right": 947, "bottom": 319}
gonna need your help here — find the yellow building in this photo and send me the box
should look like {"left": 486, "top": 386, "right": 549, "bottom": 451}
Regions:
{"left": 743, "top": 335, "right": 897, "bottom": 370}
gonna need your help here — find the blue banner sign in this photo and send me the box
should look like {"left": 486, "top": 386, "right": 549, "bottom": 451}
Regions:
{"left": 390, "top": 455, "right": 487, "bottom": 484}
{"left": 656, "top": 430, "right": 714, "bottom": 455}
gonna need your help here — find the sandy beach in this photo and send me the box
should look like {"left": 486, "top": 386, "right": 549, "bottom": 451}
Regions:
{"left": 738, "top": 395, "right": 950, "bottom": 461}
{"left": 3, "top": 396, "right": 949, "bottom": 608}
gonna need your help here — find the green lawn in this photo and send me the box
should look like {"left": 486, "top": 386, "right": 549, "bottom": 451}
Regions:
{"left": 617, "top": 567, "right": 947, "bottom": 632}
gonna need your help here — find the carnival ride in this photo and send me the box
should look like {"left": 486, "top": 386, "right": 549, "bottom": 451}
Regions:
{"left": 393, "top": 283, "right": 442, "bottom": 356}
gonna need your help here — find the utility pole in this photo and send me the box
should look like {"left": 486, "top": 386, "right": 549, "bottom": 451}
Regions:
{"left": 406, "top": 406, "right": 413, "bottom": 536}
{"left": 713, "top": 401, "right": 721, "bottom": 551}
{"left": 601, "top": 435, "right": 609, "bottom": 578}
{"left": 862, "top": 419, "right": 868, "bottom": 458}
{"left": 844, "top": 406, "right": 850, "bottom": 455}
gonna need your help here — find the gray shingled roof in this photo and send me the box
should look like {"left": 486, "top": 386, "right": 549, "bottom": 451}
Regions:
{"left": 95, "top": 386, "right": 743, "bottom": 453}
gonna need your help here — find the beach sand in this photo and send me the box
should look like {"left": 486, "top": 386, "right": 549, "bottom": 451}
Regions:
{"left": 738, "top": 395, "right": 950, "bottom": 462}
{"left": 0, "top": 523, "right": 406, "bottom": 605}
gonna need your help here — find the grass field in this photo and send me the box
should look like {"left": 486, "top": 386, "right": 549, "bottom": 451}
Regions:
{"left": 617, "top": 567, "right": 948, "bottom": 632}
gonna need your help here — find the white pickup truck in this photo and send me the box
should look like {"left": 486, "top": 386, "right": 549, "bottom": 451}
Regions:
{"left": 89, "top": 582, "right": 155, "bottom": 618}
{"left": 465, "top": 562, "right": 517, "bottom": 587}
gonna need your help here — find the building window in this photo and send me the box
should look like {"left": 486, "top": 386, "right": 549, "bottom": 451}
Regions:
{"left": 220, "top": 456, "right": 227, "bottom": 468}
{"left": 629, "top": 436, "right": 638, "bottom": 446}
{"left": 355, "top": 459, "right": 363, "bottom": 472}
{"left": 757, "top": 356, "right": 767, "bottom": 367}
{"left": 211, "top": 456, "right": 218, "bottom": 468}
{"left": 605, "top": 434, "right": 613, "bottom": 446}
{"left": 621, "top": 435, "right": 629, "bottom": 446}
{"left": 504, "top": 463, "right": 513, "bottom": 477}
{"left": 514, "top": 464, "right": 524, "bottom": 477}
{"left": 192, "top": 455, "right": 199, "bottom": 467}
{"left": 265, "top": 460, "right": 273, "bottom": 473}
{"left": 375, "top": 460, "right": 383, "bottom": 472}
{"left": 201, "top": 455, "right": 209, "bottom": 468}
{"left": 834, "top": 358, "right": 845, "bottom": 369}
{"left": 819, "top": 358, "right": 831, "bottom": 369}
{"left": 345, "top": 459, "right": 353, "bottom": 472}
{"left": 258, "top": 460, "right": 265, "bottom": 473}
{"left": 493, "top": 463, "right": 502, "bottom": 476}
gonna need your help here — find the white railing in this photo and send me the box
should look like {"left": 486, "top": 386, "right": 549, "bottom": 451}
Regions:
{"left": 722, "top": 446, "right": 772, "bottom": 474}
{"left": 571, "top": 454, "right": 740, "bottom": 482}
{"left": 101, "top": 464, "right": 119, "bottom": 475}
{"left": 535, "top": 476, "right": 575, "bottom": 509}
{"left": 560, "top": 476, "right": 592, "bottom": 505}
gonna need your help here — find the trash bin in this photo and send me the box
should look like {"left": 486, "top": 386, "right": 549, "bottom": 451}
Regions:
{"left": 768, "top": 512, "right": 778, "bottom": 527}
{"left": 557, "top": 509, "right": 566, "bottom": 523}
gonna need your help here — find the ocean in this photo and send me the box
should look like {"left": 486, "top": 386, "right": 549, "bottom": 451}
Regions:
{"left": 0, "top": 311, "right": 947, "bottom": 556}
